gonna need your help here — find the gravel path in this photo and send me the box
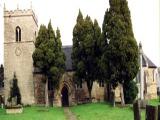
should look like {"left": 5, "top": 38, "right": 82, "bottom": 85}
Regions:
{"left": 64, "top": 107, "right": 77, "bottom": 120}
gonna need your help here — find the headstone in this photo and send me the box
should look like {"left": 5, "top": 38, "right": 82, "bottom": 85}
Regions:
{"left": 133, "top": 100, "right": 141, "bottom": 120}
{"left": 157, "top": 87, "right": 160, "bottom": 102}
{"left": 1, "top": 103, "right": 4, "bottom": 109}
{"left": 12, "top": 97, "right": 17, "bottom": 106}
{"left": 158, "top": 105, "right": 160, "bottom": 120}
{"left": 146, "top": 105, "right": 158, "bottom": 120}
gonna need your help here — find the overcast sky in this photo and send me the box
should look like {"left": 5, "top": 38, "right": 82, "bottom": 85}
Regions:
{"left": 0, "top": 0, "right": 159, "bottom": 66}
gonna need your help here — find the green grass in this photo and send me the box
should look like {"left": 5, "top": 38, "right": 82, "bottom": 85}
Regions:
{"left": 0, "top": 99, "right": 159, "bottom": 120}
{"left": 71, "top": 99, "right": 160, "bottom": 120}
{"left": 0, "top": 106, "right": 66, "bottom": 120}
{"left": 148, "top": 98, "right": 160, "bottom": 106}
{"left": 71, "top": 102, "right": 134, "bottom": 120}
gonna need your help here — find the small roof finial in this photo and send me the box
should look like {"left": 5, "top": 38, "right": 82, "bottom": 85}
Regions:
{"left": 30, "top": 1, "right": 32, "bottom": 9}
{"left": 139, "top": 41, "right": 142, "bottom": 49}
{"left": 17, "top": 4, "right": 19, "bottom": 10}
{"left": 4, "top": 3, "right": 6, "bottom": 11}
{"left": 139, "top": 41, "right": 143, "bottom": 54}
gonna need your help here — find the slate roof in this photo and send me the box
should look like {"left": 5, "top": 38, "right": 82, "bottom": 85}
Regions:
{"left": 62, "top": 46, "right": 157, "bottom": 70}
{"left": 62, "top": 45, "right": 73, "bottom": 71}
{"left": 34, "top": 45, "right": 157, "bottom": 73}
{"left": 142, "top": 54, "right": 157, "bottom": 68}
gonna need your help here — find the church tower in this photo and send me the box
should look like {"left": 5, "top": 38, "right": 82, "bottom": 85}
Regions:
{"left": 4, "top": 7, "right": 38, "bottom": 105}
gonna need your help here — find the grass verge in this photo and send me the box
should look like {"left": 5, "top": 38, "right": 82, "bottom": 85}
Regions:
{"left": 0, "top": 106, "right": 66, "bottom": 120}
{"left": 71, "top": 99, "right": 160, "bottom": 120}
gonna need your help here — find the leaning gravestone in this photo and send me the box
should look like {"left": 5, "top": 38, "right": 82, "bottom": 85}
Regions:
{"left": 133, "top": 100, "right": 141, "bottom": 120}
{"left": 158, "top": 105, "right": 160, "bottom": 120}
{"left": 146, "top": 105, "right": 158, "bottom": 120}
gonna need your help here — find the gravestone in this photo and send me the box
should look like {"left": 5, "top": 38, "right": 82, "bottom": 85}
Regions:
{"left": 158, "top": 105, "right": 160, "bottom": 120}
{"left": 133, "top": 100, "right": 141, "bottom": 120}
{"left": 12, "top": 97, "right": 17, "bottom": 106}
{"left": 146, "top": 105, "right": 158, "bottom": 120}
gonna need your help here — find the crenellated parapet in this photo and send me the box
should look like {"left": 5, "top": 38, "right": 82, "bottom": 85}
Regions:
{"left": 4, "top": 9, "right": 38, "bottom": 27}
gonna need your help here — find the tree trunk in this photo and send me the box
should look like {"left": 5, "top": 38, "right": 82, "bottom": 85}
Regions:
{"left": 133, "top": 100, "right": 141, "bottom": 120}
{"left": 87, "top": 80, "right": 93, "bottom": 102}
{"left": 88, "top": 89, "right": 92, "bottom": 102}
{"left": 52, "top": 90, "right": 54, "bottom": 107}
{"left": 120, "top": 83, "right": 125, "bottom": 106}
{"left": 107, "top": 83, "right": 111, "bottom": 101}
{"left": 158, "top": 105, "right": 160, "bottom": 120}
{"left": 111, "top": 88, "right": 115, "bottom": 107}
{"left": 45, "top": 77, "right": 49, "bottom": 107}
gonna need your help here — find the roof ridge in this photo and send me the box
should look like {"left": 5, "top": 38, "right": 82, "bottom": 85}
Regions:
{"left": 62, "top": 45, "right": 72, "bottom": 49}
{"left": 142, "top": 54, "right": 157, "bottom": 68}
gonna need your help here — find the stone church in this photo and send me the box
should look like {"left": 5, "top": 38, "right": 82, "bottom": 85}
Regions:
{"left": 3, "top": 7, "right": 158, "bottom": 107}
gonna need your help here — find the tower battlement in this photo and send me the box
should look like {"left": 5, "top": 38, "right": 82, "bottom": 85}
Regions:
{"left": 4, "top": 9, "right": 38, "bottom": 27}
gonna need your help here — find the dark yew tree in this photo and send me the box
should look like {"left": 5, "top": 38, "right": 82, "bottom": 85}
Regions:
{"left": 124, "top": 80, "right": 138, "bottom": 104}
{"left": 32, "top": 21, "right": 65, "bottom": 107}
{"left": 72, "top": 10, "right": 84, "bottom": 88}
{"left": 72, "top": 10, "right": 101, "bottom": 100}
{"left": 8, "top": 74, "right": 21, "bottom": 105}
{"left": 101, "top": 0, "right": 139, "bottom": 105}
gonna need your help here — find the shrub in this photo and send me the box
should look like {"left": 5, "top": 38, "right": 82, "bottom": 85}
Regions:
{"left": 8, "top": 74, "right": 21, "bottom": 105}
{"left": 124, "top": 80, "right": 138, "bottom": 104}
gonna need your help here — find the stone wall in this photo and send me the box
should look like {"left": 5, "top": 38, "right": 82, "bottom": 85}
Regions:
{"left": 115, "top": 86, "right": 121, "bottom": 102}
{"left": 34, "top": 71, "right": 120, "bottom": 106}
{"left": 33, "top": 74, "right": 45, "bottom": 104}
{"left": 75, "top": 81, "right": 106, "bottom": 103}
{"left": 33, "top": 68, "right": 157, "bottom": 106}
{"left": 114, "top": 67, "right": 158, "bottom": 102}
{"left": 144, "top": 68, "right": 157, "bottom": 99}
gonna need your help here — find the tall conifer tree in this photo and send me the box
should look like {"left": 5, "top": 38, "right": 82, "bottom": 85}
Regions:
{"left": 101, "top": 0, "right": 139, "bottom": 105}
{"left": 72, "top": 10, "right": 101, "bottom": 100}
{"left": 33, "top": 21, "right": 65, "bottom": 107}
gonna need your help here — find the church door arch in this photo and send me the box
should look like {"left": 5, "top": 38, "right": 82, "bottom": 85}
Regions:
{"left": 61, "top": 85, "right": 69, "bottom": 107}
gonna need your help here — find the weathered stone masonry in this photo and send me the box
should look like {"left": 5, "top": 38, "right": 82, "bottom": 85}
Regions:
{"left": 4, "top": 8, "right": 38, "bottom": 105}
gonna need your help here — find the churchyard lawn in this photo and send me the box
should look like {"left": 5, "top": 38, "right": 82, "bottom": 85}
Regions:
{"left": 0, "top": 99, "right": 159, "bottom": 120}
{"left": 71, "top": 99, "right": 160, "bottom": 120}
{"left": 71, "top": 102, "right": 136, "bottom": 120}
{"left": 0, "top": 106, "right": 66, "bottom": 120}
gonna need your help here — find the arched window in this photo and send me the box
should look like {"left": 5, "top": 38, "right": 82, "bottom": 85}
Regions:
{"left": 16, "top": 26, "right": 21, "bottom": 42}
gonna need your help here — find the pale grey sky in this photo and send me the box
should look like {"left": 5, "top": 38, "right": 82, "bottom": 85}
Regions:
{"left": 0, "top": 0, "right": 159, "bottom": 66}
